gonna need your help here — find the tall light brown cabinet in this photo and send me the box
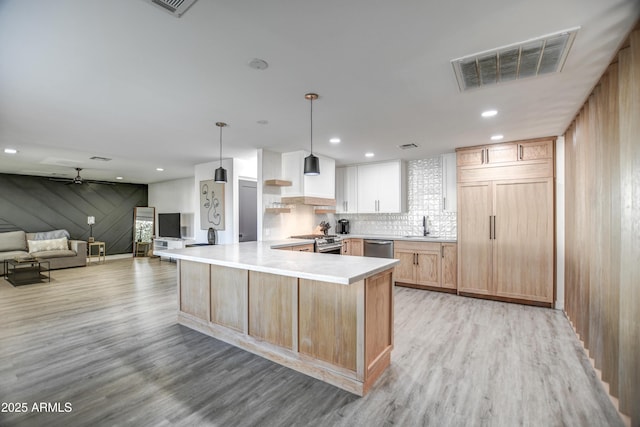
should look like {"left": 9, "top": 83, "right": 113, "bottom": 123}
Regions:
{"left": 456, "top": 137, "right": 555, "bottom": 306}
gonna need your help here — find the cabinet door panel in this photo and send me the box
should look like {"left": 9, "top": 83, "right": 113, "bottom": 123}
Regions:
{"left": 350, "top": 239, "right": 363, "bottom": 256}
{"left": 356, "top": 164, "right": 378, "bottom": 213}
{"left": 486, "top": 143, "right": 518, "bottom": 164}
{"left": 335, "top": 167, "right": 346, "bottom": 213}
{"left": 415, "top": 252, "right": 440, "bottom": 287}
{"left": 519, "top": 140, "right": 553, "bottom": 161}
{"left": 493, "top": 179, "right": 553, "bottom": 303}
{"left": 457, "top": 147, "right": 485, "bottom": 166}
{"left": 376, "top": 161, "right": 401, "bottom": 212}
{"left": 344, "top": 166, "right": 358, "bottom": 213}
{"left": 458, "top": 183, "right": 492, "bottom": 294}
{"left": 393, "top": 250, "right": 415, "bottom": 284}
{"left": 441, "top": 243, "right": 457, "bottom": 289}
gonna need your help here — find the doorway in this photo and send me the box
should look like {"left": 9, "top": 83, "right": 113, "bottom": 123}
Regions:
{"left": 238, "top": 179, "right": 257, "bottom": 242}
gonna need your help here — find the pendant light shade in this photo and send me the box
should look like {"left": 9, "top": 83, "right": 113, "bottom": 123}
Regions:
{"left": 304, "top": 154, "right": 320, "bottom": 176}
{"left": 303, "top": 93, "right": 320, "bottom": 176}
{"left": 215, "top": 122, "right": 228, "bottom": 183}
{"left": 214, "top": 166, "right": 227, "bottom": 183}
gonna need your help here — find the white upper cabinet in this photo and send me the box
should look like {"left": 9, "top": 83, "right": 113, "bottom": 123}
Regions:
{"left": 335, "top": 166, "right": 358, "bottom": 213}
{"left": 356, "top": 160, "right": 406, "bottom": 213}
{"left": 442, "top": 152, "right": 457, "bottom": 212}
{"left": 281, "top": 151, "right": 335, "bottom": 201}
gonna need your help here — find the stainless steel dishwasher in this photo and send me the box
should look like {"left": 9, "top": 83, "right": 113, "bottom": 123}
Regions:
{"left": 363, "top": 239, "right": 394, "bottom": 258}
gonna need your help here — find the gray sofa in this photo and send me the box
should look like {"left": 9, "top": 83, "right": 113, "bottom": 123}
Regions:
{"left": 0, "top": 230, "right": 87, "bottom": 276}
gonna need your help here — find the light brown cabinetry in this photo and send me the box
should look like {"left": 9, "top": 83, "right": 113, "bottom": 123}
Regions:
{"left": 456, "top": 138, "right": 555, "bottom": 306}
{"left": 177, "top": 259, "right": 395, "bottom": 396}
{"left": 394, "top": 241, "right": 456, "bottom": 290}
{"left": 456, "top": 138, "right": 553, "bottom": 167}
{"left": 342, "top": 238, "right": 363, "bottom": 256}
{"left": 441, "top": 243, "right": 457, "bottom": 290}
{"left": 275, "top": 243, "right": 314, "bottom": 252}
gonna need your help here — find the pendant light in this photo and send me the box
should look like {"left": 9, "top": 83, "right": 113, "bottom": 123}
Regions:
{"left": 303, "top": 93, "right": 320, "bottom": 176}
{"left": 214, "top": 122, "right": 228, "bottom": 183}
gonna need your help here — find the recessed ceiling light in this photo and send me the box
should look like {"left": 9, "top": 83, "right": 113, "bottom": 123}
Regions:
{"left": 491, "top": 134, "right": 504, "bottom": 141}
{"left": 482, "top": 110, "right": 498, "bottom": 118}
{"left": 248, "top": 58, "right": 269, "bottom": 70}
{"left": 116, "top": 176, "right": 124, "bottom": 180}
{"left": 329, "top": 138, "right": 341, "bottom": 144}
{"left": 365, "top": 152, "right": 375, "bottom": 158}
{"left": 4, "top": 148, "right": 18, "bottom": 154}
{"left": 156, "top": 168, "right": 164, "bottom": 172}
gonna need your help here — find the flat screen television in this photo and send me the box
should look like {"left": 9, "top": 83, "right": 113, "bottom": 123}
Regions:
{"left": 158, "top": 213, "right": 181, "bottom": 238}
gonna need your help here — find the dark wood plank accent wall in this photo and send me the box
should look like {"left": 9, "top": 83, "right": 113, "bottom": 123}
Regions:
{"left": 564, "top": 26, "right": 640, "bottom": 426}
{"left": 0, "top": 173, "right": 147, "bottom": 254}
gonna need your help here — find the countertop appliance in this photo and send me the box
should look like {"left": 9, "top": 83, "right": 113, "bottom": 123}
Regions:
{"left": 363, "top": 239, "right": 394, "bottom": 258}
{"left": 290, "top": 234, "right": 342, "bottom": 254}
{"left": 336, "top": 219, "right": 350, "bottom": 234}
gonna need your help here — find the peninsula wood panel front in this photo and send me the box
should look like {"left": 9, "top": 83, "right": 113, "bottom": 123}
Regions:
{"left": 365, "top": 269, "right": 393, "bottom": 370}
{"left": 210, "top": 265, "right": 248, "bottom": 332}
{"left": 298, "top": 279, "right": 359, "bottom": 371}
{"left": 248, "top": 271, "right": 296, "bottom": 349}
{"left": 180, "top": 260, "right": 210, "bottom": 321}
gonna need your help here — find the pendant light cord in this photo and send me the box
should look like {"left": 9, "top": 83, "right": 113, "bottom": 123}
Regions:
{"left": 219, "top": 125, "right": 223, "bottom": 167}
{"left": 309, "top": 96, "right": 313, "bottom": 155}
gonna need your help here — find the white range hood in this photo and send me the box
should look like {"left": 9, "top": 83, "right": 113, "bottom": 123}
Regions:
{"left": 280, "top": 151, "right": 336, "bottom": 206}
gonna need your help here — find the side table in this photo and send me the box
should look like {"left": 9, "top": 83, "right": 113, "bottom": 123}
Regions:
{"left": 88, "top": 241, "right": 106, "bottom": 264}
{"left": 134, "top": 241, "right": 150, "bottom": 257}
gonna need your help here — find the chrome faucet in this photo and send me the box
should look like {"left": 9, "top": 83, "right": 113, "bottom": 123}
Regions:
{"left": 423, "top": 215, "right": 430, "bottom": 236}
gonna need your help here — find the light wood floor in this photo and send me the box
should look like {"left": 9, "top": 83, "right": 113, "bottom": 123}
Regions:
{"left": 0, "top": 258, "right": 622, "bottom": 427}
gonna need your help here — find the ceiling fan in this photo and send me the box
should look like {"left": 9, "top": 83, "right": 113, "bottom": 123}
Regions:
{"left": 48, "top": 168, "right": 116, "bottom": 185}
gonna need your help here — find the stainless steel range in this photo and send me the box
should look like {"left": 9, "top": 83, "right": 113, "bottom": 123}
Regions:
{"left": 290, "top": 234, "right": 342, "bottom": 254}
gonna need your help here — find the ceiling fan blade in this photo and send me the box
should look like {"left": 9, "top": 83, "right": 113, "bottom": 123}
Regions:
{"left": 85, "top": 179, "right": 116, "bottom": 185}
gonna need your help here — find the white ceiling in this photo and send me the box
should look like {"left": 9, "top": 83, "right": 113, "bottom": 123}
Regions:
{"left": 0, "top": 0, "right": 638, "bottom": 184}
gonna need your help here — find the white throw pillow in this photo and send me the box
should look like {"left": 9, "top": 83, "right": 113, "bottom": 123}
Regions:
{"left": 28, "top": 237, "right": 68, "bottom": 253}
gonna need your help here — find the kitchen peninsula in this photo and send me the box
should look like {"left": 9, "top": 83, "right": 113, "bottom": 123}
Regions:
{"left": 155, "top": 241, "right": 399, "bottom": 395}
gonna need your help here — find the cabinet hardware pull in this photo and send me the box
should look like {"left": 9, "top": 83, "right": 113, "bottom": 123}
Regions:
{"left": 441, "top": 245, "right": 444, "bottom": 258}
{"left": 415, "top": 253, "right": 419, "bottom": 265}
{"left": 493, "top": 215, "right": 496, "bottom": 240}
{"left": 481, "top": 149, "right": 485, "bottom": 164}
{"left": 486, "top": 148, "right": 489, "bottom": 163}
{"left": 443, "top": 197, "right": 446, "bottom": 210}
{"left": 490, "top": 215, "right": 492, "bottom": 240}
{"left": 519, "top": 145, "right": 523, "bottom": 160}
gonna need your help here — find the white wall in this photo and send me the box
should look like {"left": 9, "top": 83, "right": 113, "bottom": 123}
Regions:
{"left": 259, "top": 149, "right": 318, "bottom": 240}
{"left": 148, "top": 154, "right": 257, "bottom": 245}
{"left": 148, "top": 177, "right": 195, "bottom": 239}
{"left": 194, "top": 159, "right": 235, "bottom": 244}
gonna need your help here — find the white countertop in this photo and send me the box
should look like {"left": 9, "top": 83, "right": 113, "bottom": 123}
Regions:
{"left": 341, "top": 234, "right": 457, "bottom": 243}
{"left": 154, "top": 241, "right": 399, "bottom": 285}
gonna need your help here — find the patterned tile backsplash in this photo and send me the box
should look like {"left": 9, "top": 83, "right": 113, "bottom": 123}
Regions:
{"left": 326, "top": 156, "right": 457, "bottom": 239}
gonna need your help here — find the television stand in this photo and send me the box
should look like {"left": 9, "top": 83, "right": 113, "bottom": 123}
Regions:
{"left": 153, "top": 238, "right": 185, "bottom": 261}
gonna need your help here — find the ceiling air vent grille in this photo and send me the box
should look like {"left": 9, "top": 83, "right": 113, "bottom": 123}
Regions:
{"left": 398, "top": 143, "right": 419, "bottom": 150}
{"left": 145, "top": 0, "right": 198, "bottom": 17}
{"left": 452, "top": 28, "right": 579, "bottom": 91}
